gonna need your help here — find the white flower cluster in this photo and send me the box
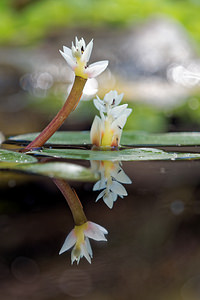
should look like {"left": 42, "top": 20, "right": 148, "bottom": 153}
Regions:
{"left": 91, "top": 160, "right": 132, "bottom": 209}
{"left": 60, "top": 37, "right": 108, "bottom": 79}
{"left": 90, "top": 90, "right": 132, "bottom": 148}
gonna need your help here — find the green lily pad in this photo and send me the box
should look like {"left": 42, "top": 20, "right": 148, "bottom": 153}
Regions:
{"left": 9, "top": 131, "right": 90, "bottom": 145}
{"left": 30, "top": 147, "right": 200, "bottom": 161}
{"left": 0, "top": 148, "right": 98, "bottom": 181}
{"left": 0, "top": 149, "right": 37, "bottom": 163}
{"left": 123, "top": 131, "right": 200, "bottom": 146}
{"left": 8, "top": 131, "right": 200, "bottom": 146}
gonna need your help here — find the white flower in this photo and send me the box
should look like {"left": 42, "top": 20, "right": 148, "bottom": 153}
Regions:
{"left": 59, "top": 37, "right": 109, "bottom": 79}
{"left": 90, "top": 91, "right": 132, "bottom": 148}
{"left": 91, "top": 160, "right": 132, "bottom": 209}
{"left": 59, "top": 221, "right": 108, "bottom": 264}
{"left": 93, "top": 90, "right": 124, "bottom": 113}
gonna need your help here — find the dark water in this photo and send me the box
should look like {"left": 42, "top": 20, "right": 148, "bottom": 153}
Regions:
{"left": 1, "top": 142, "right": 200, "bottom": 300}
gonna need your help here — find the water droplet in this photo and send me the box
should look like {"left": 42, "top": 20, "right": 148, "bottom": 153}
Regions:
{"left": 160, "top": 167, "right": 166, "bottom": 174}
{"left": 8, "top": 180, "right": 16, "bottom": 188}
{"left": 11, "top": 256, "right": 40, "bottom": 283}
{"left": 170, "top": 200, "right": 184, "bottom": 215}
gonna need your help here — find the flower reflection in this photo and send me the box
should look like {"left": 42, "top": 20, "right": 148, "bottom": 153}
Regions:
{"left": 53, "top": 178, "right": 108, "bottom": 264}
{"left": 91, "top": 160, "right": 132, "bottom": 209}
{"left": 59, "top": 221, "right": 108, "bottom": 265}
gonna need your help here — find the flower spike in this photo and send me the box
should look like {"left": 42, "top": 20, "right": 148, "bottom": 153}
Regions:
{"left": 60, "top": 37, "right": 109, "bottom": 79}
{"left": 90, "top": 90, "right": 132, "bottom": 148}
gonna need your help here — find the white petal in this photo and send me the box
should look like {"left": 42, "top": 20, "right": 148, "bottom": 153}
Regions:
{"left": 103, "top": 192, "right": 115, "bottom": 209}
{"left": 59, "top": 50, "right": 76, "bottom": 69}
{"left": 115, "top": 93, "right": 124, "bottom": 106}
{"left": 111, "top": 114, "right": 128, "bottom": 131}
{"left": 82, "top": 38, "right": 86, "bottom": 49}
{"left": 103, "top": 90, "right": 117, "bottom": 105}
{"left": 93, "top": 180, "right": 101, "bottom": 191}
{"left": 75, "top": 36, "right": 79, "bottom": 46}
{"left": 111, "top": 168, "right": 132, "bottom": 184}
{"left": 124, "top": 108, "right": 132, "bottom": 118}
{"left": 63, "top": 46, "right": 73, "bottom": 58}
{"left": 86, "top": 60, "right": 109, "bottom": 78}
{"left": 103, "top": 90, "right": 124, "bottom": 107}
{"left": 88, "top": 221, "right": 108, "bottom": 235}
{"left": 93, "top": 179, "right": 107, "bottom": 191}
{"left": 110, "top": 104, "right": 128, "bottom": 119}
{"left": 85, "top": 237, "right": 93, "bottom": 257}
{"left": 81, "top": 243, "right": 91, "bottom": 263}
{"left": 71, "top": 247, "right": 78, "bottom": 265}
{"left": 104, "top": 90, "right": 122, "bottom": 106}
{"left": 93, "top": 98, "right": 106, "bottom": 112}
{"left": 80, "top": 37, "right": 86, "bottom": 49}
{"left": 71, "top": 43, "right": 76, "bottom": 57}
{"left": 85, "top": 222, "right": 108, "bottom": 241}
{"left": 81, "top": 78, "right": 98, "bottom": 101}
{"left": 90, "top": 115, "right": 102, "bottom": 146}
{"left": 95, "top": 189, "right": 106, "bottom": 202}
{"left": 59, "top": 229, "right": 76, "bottom": 254}
{"left": 76, "top": 38, "right": 82, "bottom": 56}
{"left": 110, "top": 181, "right": 127, "bottom": 196}
{"left": 81, "top": 39, "right": 93, "bottom": 63}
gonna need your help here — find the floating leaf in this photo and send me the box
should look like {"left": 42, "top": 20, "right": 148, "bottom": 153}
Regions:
{"left": 122, "top": 131, "right": 200, "bottom": 146}
{"left": 9, "top": 131, "right": 90, "bottom": 145}
{"left": 0, "top": 159, "right": 98, "bottom": 182}
{"left": 17, "top": 162, "right": 98, "bottom": 182}
{"left": 0, "top": 149, "right": 37, "bottom": 163}
{"left": 8, "top": 131, "right": 200, "bottom": 146}
{"left": 30, "top": 147, "right": 200, "bottom": 161}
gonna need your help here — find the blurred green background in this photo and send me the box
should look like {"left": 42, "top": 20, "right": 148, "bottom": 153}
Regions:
{"left": 0, "top": 0, "right": 200, "bottom": 136}
{"left": 1, "top": 0, "right": 200, "bottom": 46}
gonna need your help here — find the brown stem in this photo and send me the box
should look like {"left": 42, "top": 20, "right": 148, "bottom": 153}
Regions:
{"left": 24, "top": 76, "right": 87, "bottom": 151}
{"left": 53, "top": 178, "right": 87, "bottom": 225}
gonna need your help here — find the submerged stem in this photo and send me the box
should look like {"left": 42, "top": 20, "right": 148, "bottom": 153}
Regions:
{"left": 53, "top": 178, "right": 87, "bottom": 225}
{"left": 24, "top": 76, "right": 87, "bottom": 151}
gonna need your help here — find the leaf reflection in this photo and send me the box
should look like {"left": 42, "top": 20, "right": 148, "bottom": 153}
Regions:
{"left": 91, "top": 160, "right": 132, "bottom": 209}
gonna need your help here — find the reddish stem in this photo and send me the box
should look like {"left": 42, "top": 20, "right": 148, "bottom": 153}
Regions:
{"left": 53, "top": 178, "right": 87, "bottom": 225}
{"left": 24, "top": 76, "right": 87, "bottom": 151}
